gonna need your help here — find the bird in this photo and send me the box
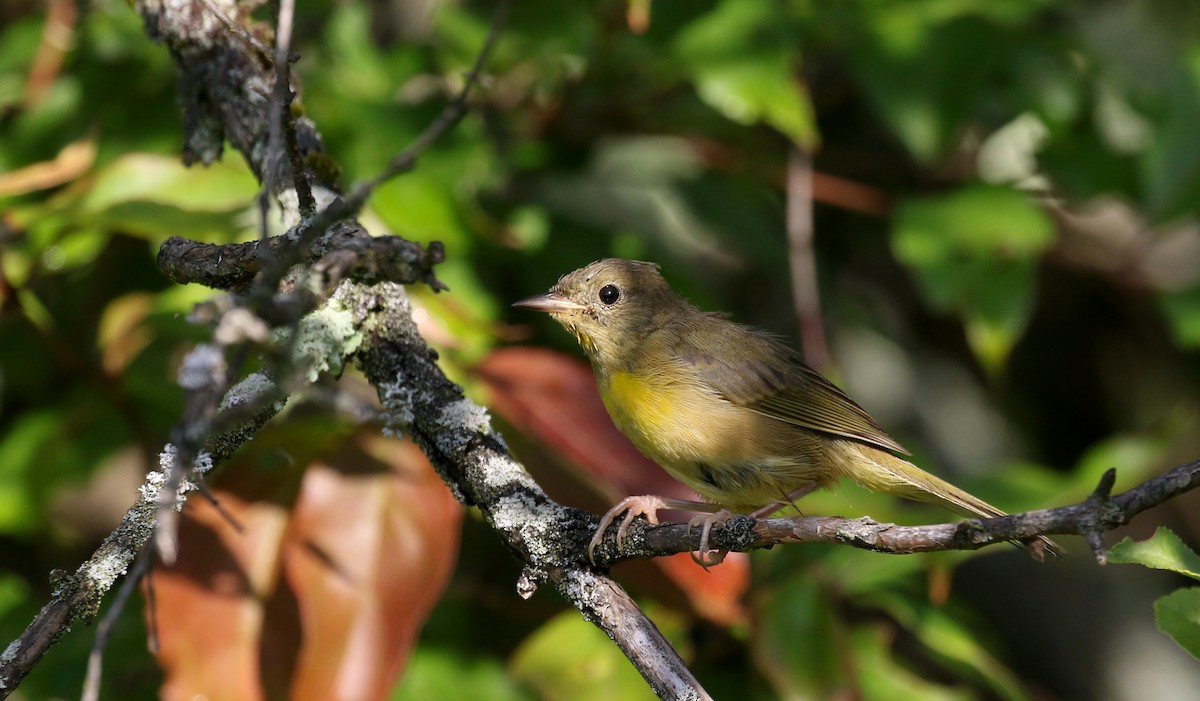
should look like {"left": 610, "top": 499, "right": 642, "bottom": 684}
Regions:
{"left": 513, "top": 258, "right": 1060, "bottom": 567}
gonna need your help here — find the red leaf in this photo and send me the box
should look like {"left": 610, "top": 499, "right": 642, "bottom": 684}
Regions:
{"left": 285, "top": 435, "right": 461, "bottom": 701}
{"left": 152, "top": 432, "right": 461, "bottom": 701}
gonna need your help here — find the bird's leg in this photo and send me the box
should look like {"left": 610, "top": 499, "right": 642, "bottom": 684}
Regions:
{"left": 588, "top": 495, "right": 718, "bottom": 564}
{"left": 688, "top": 483, "right": 822, "bottom": 569}
{"left": 768, "top": 482, "right": 821, "bottom": 517}
{"left": 687, "top": 510, "right": 735, "bottom": 569}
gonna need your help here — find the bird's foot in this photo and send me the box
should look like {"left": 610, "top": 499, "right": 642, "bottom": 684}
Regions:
{"left": 588, "top": 495, "right": 670, "bottom": 565}
{"left": 687, "top": 509, "right": 735, "bottom": 570}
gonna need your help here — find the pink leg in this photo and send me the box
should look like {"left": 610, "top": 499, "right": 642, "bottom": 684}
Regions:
{"left": 588, "top": 495, "right": 718, "bottom": 564}
{"left": 688, "top": 483, "right": 821, "bottom": 569}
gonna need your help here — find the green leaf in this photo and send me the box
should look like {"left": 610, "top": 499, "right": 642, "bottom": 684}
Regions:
{"left": 1158, "top": 284, "right": 1200, "bottom": 348}
{"left": 1108, "top": 527, "right": 1200, "bottom": 581}
{"left": 865, "top": 591, "right": 1030, "bottom": 701}
{"left": 393, "top": 647, "right": 531, "bottom": 701}
{"left": 1155, "top": 588, "right": 1200, "bottom": 660}
{"left": 892, "top": 184, "right": 1054, "bottom": 369}
{"left": 80, "top": 153, "right": 257, "bottom": 214}
{"left": 752, "top": 573, "right": 845, "bottom": 698}
{"left": 509, "top": 611, "right": 657, "bottom": 701}
{"left": 854, "top": 625, "right": 973, "bottom": 701}
{"left": 1140, "top": 49, "right": 1200, "bottom": 221}
{"left": 673, "top": 0, "right": 818, "bottom": 148}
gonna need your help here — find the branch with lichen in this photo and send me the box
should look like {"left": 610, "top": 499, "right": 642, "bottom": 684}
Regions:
{"left": 0, "top": 377, "right": 279, "bottom": 695}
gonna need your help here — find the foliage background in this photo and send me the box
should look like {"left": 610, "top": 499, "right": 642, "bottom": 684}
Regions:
{"left": 2, "top": 0, "right": 1200, "bottom": 699}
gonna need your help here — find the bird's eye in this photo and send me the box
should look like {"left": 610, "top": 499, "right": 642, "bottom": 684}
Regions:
{"left": 598, "top": 284, "right": 620, "bottom": 305}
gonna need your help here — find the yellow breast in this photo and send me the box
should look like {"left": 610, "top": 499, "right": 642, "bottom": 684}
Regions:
{"left": 598, "top": 368, "right": 831, "bottom": 510}
{"left": 599, "top": 369, "right": 746, "bottom": 467}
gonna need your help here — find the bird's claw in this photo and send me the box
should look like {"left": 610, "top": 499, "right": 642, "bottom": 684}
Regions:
{"left": 588, "top": 495, "right": 668, "bottom": 565}
{"left": 687, "top": 509, "right": 734, "bottom": 570}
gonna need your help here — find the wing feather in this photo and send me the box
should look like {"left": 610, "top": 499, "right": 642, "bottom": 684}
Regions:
{"left": 677, "top": 321, "right": 909, "bottom": 455}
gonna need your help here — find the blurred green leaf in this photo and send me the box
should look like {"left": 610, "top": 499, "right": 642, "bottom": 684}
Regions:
{"left": 892, "top": 184, "right": 1054, "bottom": 369}
{"left": 79, "top": 153, "right": 257, "bottom": 214}
{"left": 845, "top": 4, "right": 1038, "bottom": 162}
{"left": 1109, "top": 527, "right": 1200, "bottom": 581}
{"left": 1154, "top": 588, "right": 1200, "bottom": 660}
{"left": 752, "top": 573, "right": 845, "bottom": 699}
{"left": 510, "top": 611, "right": 657, "bottom": 701}
{"left": 1158, "top": 284, "right": 1200, "bottom": 348}
{"left": 674, "top": 0, "right": 817, "bottom": 148}
{"left": 854, "top": 625, "right": 972, "bottom": 701}
{"left": 865, "top": 591, "right": 1030, "bottom": 701}
{"left": 0, "top": 410, "right": 61, "bottom": 533}
{"left": 1139, "top": 43, "right": 1200, "bottom": 221}
{"left": 394, "top": 647, "right": 532, "bottom": 701}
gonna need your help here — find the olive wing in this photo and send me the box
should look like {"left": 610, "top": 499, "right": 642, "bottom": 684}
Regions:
{"left": 677, "top": 322, "right": 910, "bottom": 455}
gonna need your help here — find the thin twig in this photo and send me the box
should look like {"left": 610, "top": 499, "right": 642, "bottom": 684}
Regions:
{"left": 606, "top": 460, "right": 1200, "bottom": 565}
{"left": 291, "top": 0, "right": 509, "bottom": 243}
{"left": 80, "top": 543, "right": 155, "bottom": 701}
{"left": 0, "top": 380, "right": 282, "bottom": 698}
{"left": 786, "top": 146, "right": 829, "bottom": 371}
{"left": 268, "top": 0, "right": 314, "bottom": 217}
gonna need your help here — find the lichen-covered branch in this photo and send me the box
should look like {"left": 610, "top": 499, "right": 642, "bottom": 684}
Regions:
{"left": 0, "top": 381, "right": 281, "bottom": 697}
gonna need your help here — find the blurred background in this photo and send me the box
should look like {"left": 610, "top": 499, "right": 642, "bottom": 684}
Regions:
{"left": 2, "top": 0, "right": 1200, "bottom": 699}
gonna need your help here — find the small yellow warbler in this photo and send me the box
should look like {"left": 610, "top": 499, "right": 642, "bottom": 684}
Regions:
{"left": 514, "top": 259, "right": 1058, "bottom": 566}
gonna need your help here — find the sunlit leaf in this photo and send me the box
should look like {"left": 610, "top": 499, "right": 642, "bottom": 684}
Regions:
{"left": 673, "top": 0, "right": 818, "bottom": 148}
{"left": 80, "top": 153, "right": 257, "bottom": 215}
{"left": 1108, "top": 527, "right": 1200, "bottom": 581}
{"left": 286, "top": 435, "right": 462, "bottom": 701}
{"left": 153, "top": 427, "right": 461, "bottom": 701}
{"left": 510, "top": 611, "right": 657, "bottom": 701}
{"left": 153, "top": 488, "right": 293, "bottom": 701}
{"left": 892, "top": 184, "right": 1054, "bottom": 369}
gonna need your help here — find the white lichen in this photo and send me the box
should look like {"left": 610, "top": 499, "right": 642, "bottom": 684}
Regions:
{"left": 219, "top": 372, "right": 277, "bottom": 411}
{"left": 141, "top": 444, "right": 208, "bottom": 504}
{"left": 437, "top": 398, "right": 493, "bottom": 454}
{"left": 177, "top": 343, "right": 226, "bottom": 390}
{"left": 82, "top": 550, "right": 131, "bottom": 593}
{"left": 277, "top": 298, "right": 363, "bottom": 383}
{"left": 378, "top": 380, "right": 416, "bottom": 429}
{"left": 479, "top": 453, "right": 531, "bottom": 491}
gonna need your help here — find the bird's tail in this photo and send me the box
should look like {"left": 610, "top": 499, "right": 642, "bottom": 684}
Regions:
{"left": 836, "top": 442, "right": 1062, "bottom": 559}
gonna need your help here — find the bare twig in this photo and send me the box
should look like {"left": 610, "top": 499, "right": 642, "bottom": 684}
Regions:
{"left": 596, "top": 462, "right": 1200, "bottom": 565}
{"left": 285, "top": 0, "right": 509, "bottom": 253}
{"left": 266, "top": 0, "right": 314, "bottom": 217}
{"left": 80, "top": 543, "right": 156, "bottom": 701}
{"left": 786, "top": 146, "right": 829, "bottom": 371}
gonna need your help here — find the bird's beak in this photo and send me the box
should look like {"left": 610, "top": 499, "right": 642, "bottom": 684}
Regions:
{"left": 512, "top": 292, "right": 586, "bottom": 314}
